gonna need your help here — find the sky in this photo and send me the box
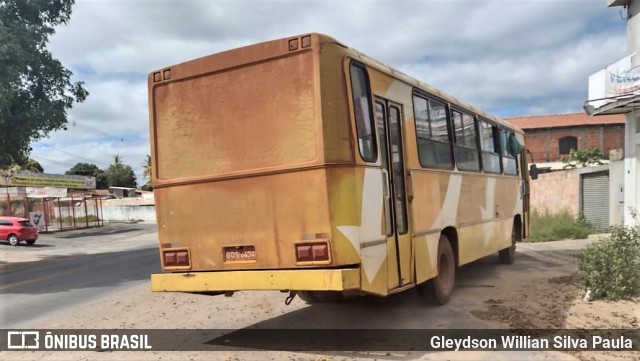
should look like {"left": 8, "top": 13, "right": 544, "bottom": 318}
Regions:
{"left": 30, "top": 0, "right": 629, "bottom": 182}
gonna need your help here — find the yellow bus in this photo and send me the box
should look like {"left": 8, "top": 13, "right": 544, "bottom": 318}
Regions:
{"left": 148, "top": 33, "right": 534, "bottom": 304}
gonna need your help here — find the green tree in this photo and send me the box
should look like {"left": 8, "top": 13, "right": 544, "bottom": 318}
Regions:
{"left": 21, "top": 158, "right": 43, "bottom": 173}
{"left": 66, "top": 162, "right": 100, "bottom": 177}
{"left": 141, "top": 154, "right": 152, "bottom": 190}
{"left": 0, "top": 158, "right": 44, "bottom": 174}
{"left": 0, "top": 0, "right": 88, "bottom": 168}
{"left": 112, "top": 154, "right": 122, "bottom": 167}
{"left": 562, "top": 149, "right": 605, "bottom": 169}
{"left": 104, "top": 154, "right": 137, "bottom": 188}
{"left": 65, "top": 162, "right": 108, "bottom": 189}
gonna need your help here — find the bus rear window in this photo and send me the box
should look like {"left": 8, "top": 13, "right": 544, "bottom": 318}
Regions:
{"left": 153, "top": 52, "right": 317, "bottom": 180}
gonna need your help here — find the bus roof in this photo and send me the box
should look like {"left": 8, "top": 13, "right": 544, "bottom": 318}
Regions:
{"left": 150, "top": 32, "right": 523, "bottom": 135}
{"left": 314, "top": 33, "right": 524, "bottom": 135}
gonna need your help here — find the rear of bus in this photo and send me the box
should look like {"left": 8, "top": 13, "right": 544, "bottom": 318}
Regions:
{"left": 148, "top": 34, "right": 361, "bottom": 295}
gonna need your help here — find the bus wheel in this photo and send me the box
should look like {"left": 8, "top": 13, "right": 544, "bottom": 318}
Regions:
{"left": 297, "top": 291, "right": 343, "bottom": 304}
{"left": 421, "top": 235, "right": 455, "bottom": 305}
{"left": 499, "top": 222, "right": 519, "bottom": 264}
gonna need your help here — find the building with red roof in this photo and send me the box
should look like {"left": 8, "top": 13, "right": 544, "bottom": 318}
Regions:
{"left": 504, "top": 113, "right": 625, "bottom": 163}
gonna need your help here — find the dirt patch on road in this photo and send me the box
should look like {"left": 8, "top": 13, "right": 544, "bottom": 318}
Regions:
{"left": 471, "top": 268, "right": 638, "bottom": 329}
{"left": 470, "top": 267, "right": 639, "bottom": 361}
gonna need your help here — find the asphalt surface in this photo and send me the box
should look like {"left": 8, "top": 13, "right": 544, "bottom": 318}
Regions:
{"left": 0, "top": 226, "right": 606, "bottom": 360}
{"left": 0, "top": 223, "right": 160, "bottom": 327}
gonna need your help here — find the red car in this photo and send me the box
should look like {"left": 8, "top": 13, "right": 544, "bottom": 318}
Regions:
{"left": 0, "top": 216, "right": 39, "bottom": 246}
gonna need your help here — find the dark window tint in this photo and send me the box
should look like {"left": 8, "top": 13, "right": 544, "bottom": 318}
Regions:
{"left": 480, "top": 120, "right": 501, "bottom": 173}
{"left": 500, "top": 129, "right": 518, "bottom": 175}
{"left": 452, "top": 110, "right": 480, "bottom": 171}
{"left": 18, "top": 220, "right": 32, "bottom": 227}
{"left": 375, "top": 102, "right": 393, "bottom": 237}
{"left": 413, "top": 95, "right": 453, "bottom": 168}
{"left": 389, "top": 106, "right": 408, "bottom": 234}
{"left": 559, "top": 136, "right": 577, "bottom": 155}
{"left": 0, "top": 220, "right": 12, "bottom": 226}
{"left": 350, "top": 62, "right": 377, "bottom": 162}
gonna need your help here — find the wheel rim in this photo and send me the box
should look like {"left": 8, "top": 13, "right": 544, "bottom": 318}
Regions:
{"left": 9, "top": 236, "right": 18, "bottom": 245}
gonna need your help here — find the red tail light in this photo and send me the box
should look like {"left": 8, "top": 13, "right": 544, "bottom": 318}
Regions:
{"left": 295, "top": 242, "right": 330, "bottom": 263}
{"left": 162, "top": 248, "right": 191, "bottom": 269}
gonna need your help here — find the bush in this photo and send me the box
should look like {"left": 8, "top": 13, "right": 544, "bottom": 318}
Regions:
{"left": 577, "top": 221, "right": 640, "bottom": 300}
{"left": 527, "top": 210, "right": 595, "bottom": 242}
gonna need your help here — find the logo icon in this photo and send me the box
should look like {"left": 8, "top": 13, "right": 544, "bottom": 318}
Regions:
{"left": 7, "top": 331, "right": 39, "bottom": 349}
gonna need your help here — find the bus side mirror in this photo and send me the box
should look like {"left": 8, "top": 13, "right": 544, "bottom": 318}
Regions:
{"left": 529, "top": 164, "right": 538, "bottom": 180}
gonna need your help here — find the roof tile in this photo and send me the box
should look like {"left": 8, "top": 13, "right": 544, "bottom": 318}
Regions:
{"left": 504, "top": 113, "right": 625, "bottom": 130}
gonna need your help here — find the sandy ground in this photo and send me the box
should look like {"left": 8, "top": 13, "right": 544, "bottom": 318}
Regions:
{"left": 1, "top": 227, "right": 638, "bottom": 361}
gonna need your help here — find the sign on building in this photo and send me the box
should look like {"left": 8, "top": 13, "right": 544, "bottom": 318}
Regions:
{"left": 25, "top": 187, "right": 68, "bottom": 198}
{"left": 588, "top": 50, "right": 640, "bottom": 109}
{"left": 0, "top": 172, "right": 96, "bottom": 189}
{"left": 29, "top": 212, "right": 45, "bottom": 231}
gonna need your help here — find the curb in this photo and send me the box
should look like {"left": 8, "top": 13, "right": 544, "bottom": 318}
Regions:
{"left": 587, "top": 233, "right": 611, "bottom": 241}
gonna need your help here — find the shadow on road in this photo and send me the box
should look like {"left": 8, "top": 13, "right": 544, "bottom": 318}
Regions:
{"left": 0, "top": 242, "right": 54, "bottom": 248}
{"left": 54, "top": 227, "right": 139, "bottom": 239}
{"left": 0, "top": 247, "right": 160, "bottom": 294}
{"left": 203, "top": 247, "right": 582, "bottom": 358}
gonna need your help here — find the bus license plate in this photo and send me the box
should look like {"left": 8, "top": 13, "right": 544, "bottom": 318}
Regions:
{"left": 224, "top": 246, "right": 256, "bottom": 262}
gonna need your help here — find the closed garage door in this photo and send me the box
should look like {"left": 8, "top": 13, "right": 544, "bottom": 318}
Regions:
{"left": 581, "top": 171, "right": 609, "bottom": 231}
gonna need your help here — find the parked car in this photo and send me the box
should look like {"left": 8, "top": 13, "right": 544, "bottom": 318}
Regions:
{"left": 0, "top": 216, "right": 39, "bottom": 246}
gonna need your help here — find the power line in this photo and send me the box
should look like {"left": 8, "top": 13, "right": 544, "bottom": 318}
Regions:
{"left": 48, "top": 147, "right": 110, "bottom": 167}
{"left": 72, "top": 121, "right": 124, "bottom": 143}
{"left": 34, "top": 157, "right": 77, "bottom": 169}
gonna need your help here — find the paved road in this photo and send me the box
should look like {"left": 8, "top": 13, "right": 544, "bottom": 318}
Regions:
{"left": 0, "top": 223, "right": 158, "bottom": 264}
{"left": 0, "top": 227, "right": 600, "bottom": 360}
{"left": 0, "top": 223, "right": 160, "bottom": 327}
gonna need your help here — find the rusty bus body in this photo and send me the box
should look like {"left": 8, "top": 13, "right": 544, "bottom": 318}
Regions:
{"left": 148, "top": 33, "right": 531, "bottom": 303}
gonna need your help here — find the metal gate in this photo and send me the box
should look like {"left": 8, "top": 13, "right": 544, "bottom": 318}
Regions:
{"left": 580, "top": 171, "right": 609, "bottom": 231}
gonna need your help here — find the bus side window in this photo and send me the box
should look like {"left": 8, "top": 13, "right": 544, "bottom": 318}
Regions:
{"left": 452, "top": 110, "right": 481, "bottom": 172}
{"left": 349, "top": 62, "right": 377, "bottom": 162}
{"left": 413, "top": 95, "right": 453, "bottom": 169}
{"left": 480, "top": 120, "right": 501, "bottom": 173}
{"left": 500, "top": 129, "right": 518, "bottom": 175}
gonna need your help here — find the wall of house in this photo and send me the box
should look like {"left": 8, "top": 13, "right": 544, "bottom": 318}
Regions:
{"left": 530, "top": 162, "right": 624, "bottom": 226}
{"left": 609, "top": 159, "right": 625, "bottom": 226}
{"left": 101, "top": 205, "right": 156, "bottom": 222}
{"left": 524, "top": 125, "right": 624, "bottom": 162}
{"left": 530, "top": 168, "right": 579, "bottom": 215}
{"left": 100, "top": 198, "right": 156, "bottom": 222}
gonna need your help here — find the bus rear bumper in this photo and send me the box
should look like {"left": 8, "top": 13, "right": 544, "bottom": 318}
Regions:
{"left": 150, "top": 268, "right": 361, "bottom": 292}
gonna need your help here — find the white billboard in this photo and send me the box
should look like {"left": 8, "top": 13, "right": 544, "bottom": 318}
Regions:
{"left": 588, "top": 50, "right": 640, "bottom": 109}
{"left": 25, "top": 187, "right": 68, "bottom": 198}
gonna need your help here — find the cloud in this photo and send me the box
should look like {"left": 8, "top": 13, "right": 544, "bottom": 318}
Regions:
{"left": 30, "top": 0, "right": 628, "bottom": 178}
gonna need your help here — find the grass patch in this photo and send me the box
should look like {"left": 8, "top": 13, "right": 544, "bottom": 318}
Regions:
{"left": 527, "top": 210, "right": 595, "bottom": 242}
{"left": 56, "top": 215, "right": 101, "bottom": 223}
{"left": 107, "top": 219, "right": 143, "bottom": 224}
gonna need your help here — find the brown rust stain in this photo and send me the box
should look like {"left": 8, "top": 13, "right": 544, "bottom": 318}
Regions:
{"left": 154, "top": 51, "right": 319, "bottom": 180}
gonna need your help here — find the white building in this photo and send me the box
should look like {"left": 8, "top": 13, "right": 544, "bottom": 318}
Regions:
{"left": 585, "top": 0, "right": 640, "bottom": 225}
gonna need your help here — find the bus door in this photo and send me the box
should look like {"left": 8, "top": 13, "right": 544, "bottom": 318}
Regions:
{"left": 520, "top": 147, "right": 531, "bottom": 238}
{"left": 374, "top": 99, "right": 412, "bottom": 289}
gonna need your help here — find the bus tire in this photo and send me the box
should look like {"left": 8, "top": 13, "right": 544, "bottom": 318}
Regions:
{"left": 422, "top": 235, "right": 455, "bottom": 305}
{"left": 297, "top": 291, "right": 343, "bottom": 304}
{"left": 499, "top": 222, "right": 519, "bottom": 264}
